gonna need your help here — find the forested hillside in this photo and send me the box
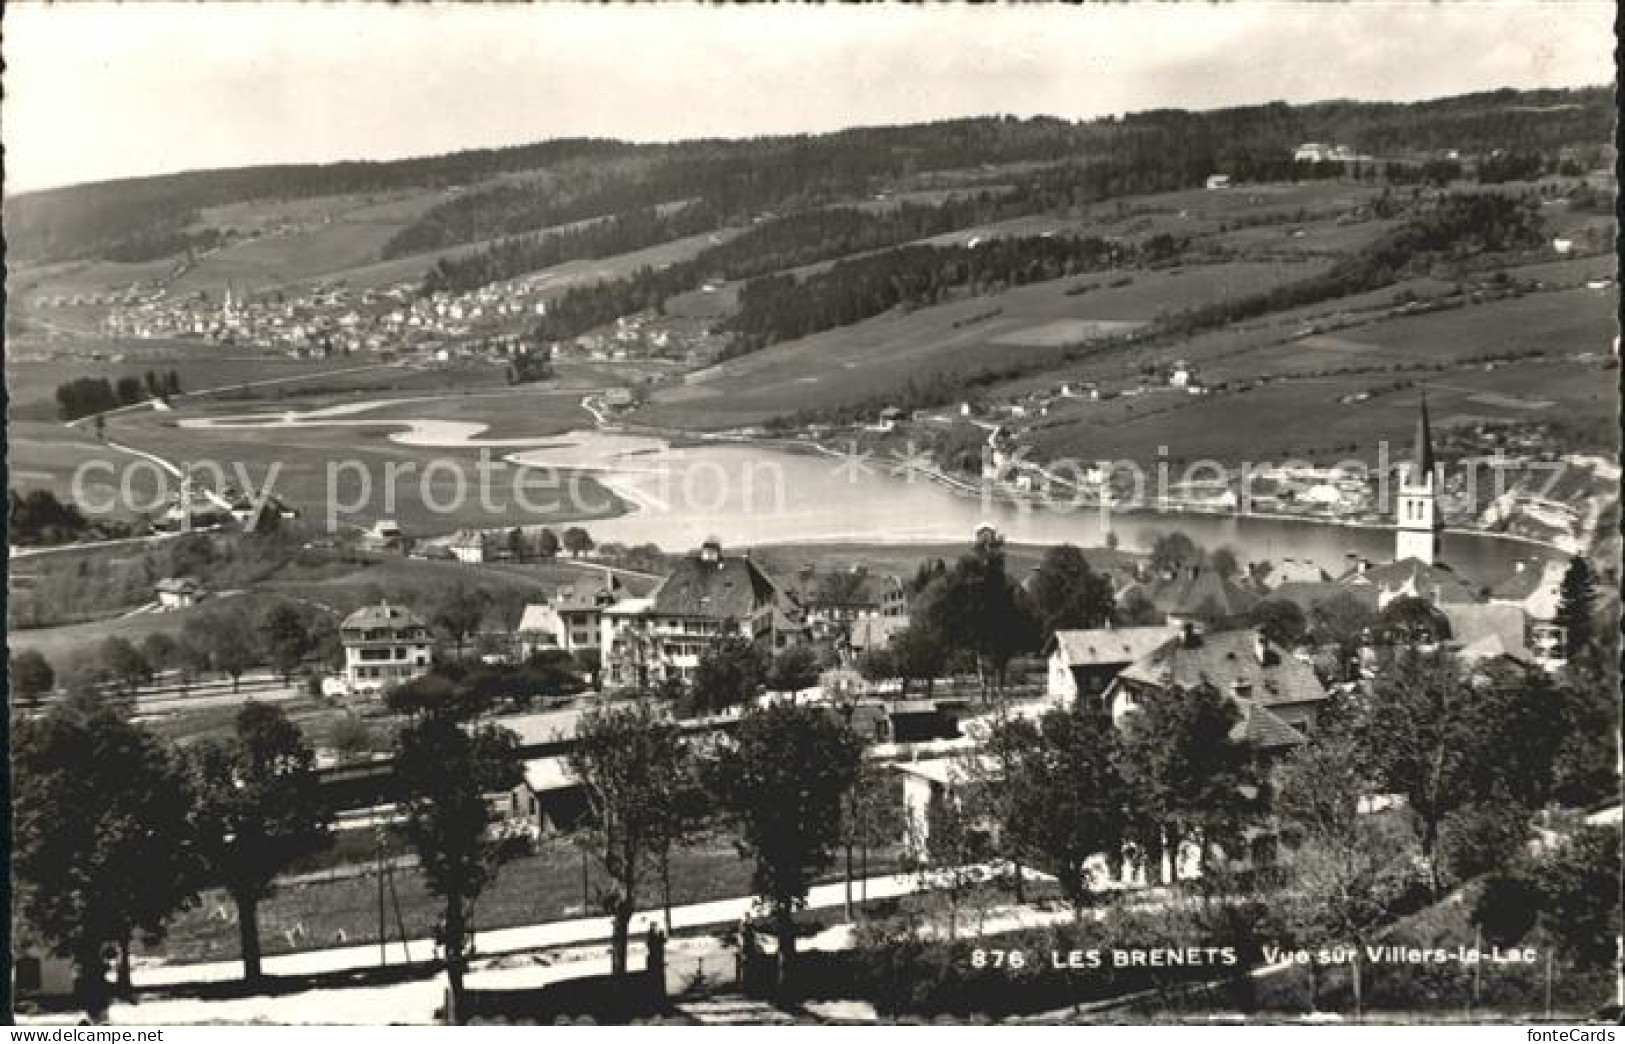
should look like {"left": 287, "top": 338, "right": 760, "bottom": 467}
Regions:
{"left": 7, "top": 86, "right": 1609, "bottom": 265}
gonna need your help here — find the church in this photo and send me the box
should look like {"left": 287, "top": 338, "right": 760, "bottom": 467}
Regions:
{"left": 1333, "top": 394, "right": 1567, "bottom": 668}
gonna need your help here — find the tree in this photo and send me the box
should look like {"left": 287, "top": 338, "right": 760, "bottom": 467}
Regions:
{"left": 1025, "top": 544, "right": 1115, "bottom": 641}
{"left": 979, "top": 705, "right": 1131, "bottom": 915}
{"left": 535, "top": 527, "right": 561, "bottom": 559}
{"left": 1353, "top": 649, "right": 1502, "bottom": 893}
{"left": 911, "top": 766, "right": 993, "bottom": 940}
{"left": 765, "top": 643, "right": 820, "bottom": 694}
{"left": 707, "top": 703, "right": 862, "bottom": 993}
{"left": 1535, "top": 824, "right": 1621, "bottom": 969}
{"left": 15, "top": 703, "right": 197, "bottom": 1011}
{"left": 11, "top": 649, "right": 56, "bottom": 704}
{"left": 505, "top": 527, "right": 526, "bottom": 562}
{"left": 1113, "top": 588, "right": 1165, "bottom": 626}
{"left": 1275, "top": 729, "right": 1424, "bottom": 1018}
{"left": 1115, "top": 682, "right": 1262, "bottom": 879}
{"left": 1209, "top": 546, "right": 1241, "bottom": 579}
{"left": 140, "top": 633, "right": 181, "bottom": 679}
{"left": 1375, "top": 594, "right": 1451, "bottom": 644}
{"left": 570, "top": 702, "right": 702, "bottom": 977}
{"left": 98, "top": 637, "right": 151, "bottom": 697}
{"left": 433, "top": 585, "right": 491, "bottom": 659}
{"left": 1247, "top": 598, "right": 1308, "bottom": 648}
{"left": 1148, "top": 531, "right": 1200, "bottom": 576}
{"left": 891, "top": 621, "right": 949, "bottom": 697}
{"left": 189, "top": 608, "right": 259, "bottom": 692}
{"left": 260, "top": 603, "right": 313, "bottom": 683}
{"left": 562, "top": 526, "right": 594, "bottom": 557}
{"left": 190, "top": 703, "right": 331, "bottom": 983}
{"left": 917, "top": 535, "right": 1038, "bottom": 695}
{"left": 689, "top": 634, "right": 765, "bottom": 715}
{"left": 1307, "top": 591, "right": 1378, "bottom": 680}
{"left": 389, "top": 682, "right": 522, "bottom": 1022}
{"left": 327, "top": 714, "right": 375, "bottom": 763}
{"left": 1554, "top": 556, "right": 1598, "bottom": 661}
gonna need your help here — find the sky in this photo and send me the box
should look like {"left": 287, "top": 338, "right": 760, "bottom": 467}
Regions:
{"left": 3, "top": 1, "right": 1615, "bottom": 194}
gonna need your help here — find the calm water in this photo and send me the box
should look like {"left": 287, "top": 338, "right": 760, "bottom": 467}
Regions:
{"left": 509, "top": 432, "right": 1553, "bottom": 584}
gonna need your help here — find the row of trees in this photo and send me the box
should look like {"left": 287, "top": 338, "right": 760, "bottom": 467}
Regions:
{"left": 10, "top": 598, "right": 342, "bottom": 708}
{"left": 422, "top": 203, "right": 723, "bottom": 296}
{"left": 54, "top": 371, "right": 182, "bottom": 421}
{"left": 16, "top": 699, "right": 330, "bottom": 1009}
{"left": 8, "top": 488, "right": 94, "bottom": 547}
{"left": 1160, "top": 190, "right": 1547, "bottom": 339}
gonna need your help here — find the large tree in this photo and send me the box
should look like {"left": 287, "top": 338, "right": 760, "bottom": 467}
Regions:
{"left": 188, "top": 608, "right": 260, "bottom": 692}
{"left": 1554, "top": 555, "right": 1598, "bottom": 661}
{"left": 1025, "top": 543, "right": 1115, "bottom": 641}
{"left": 1147, "top": 531, "right": 1201, "bottom": 576}
{"left": 190, "top": 703, "right": 331, "bottom": 983}
{"left": 1357, "top": 650, "right": 1566, "bottom": 893}
{"left": 1114, "top": 682, "right": 1262, "bottom": 880}
{"left": 98, "top": 637, "right": 151, "bottom": 698}
{"left": 917, "top": 533, "right": 1038, "bottom": 695}
{"left": 567, "top": 702, "right": 699, "bottom": 979}
{"left": 15, "top": 703, "right": 197, "bottom": 1012}
{"left": 707, "top": 703, "right": 862, "bottom": 993}
{"left": 388, "top": 680, "right": 522, "bottom": 1021}
{"left": 689, "top": 633, "right": 766, "bottom": 715}
{"left": 11, "top": 648, "right": 56, "bottom": 704}
{"left": 1274, "top": 728, "right": 1424, "bottom": 1018}
{"left": 432, "top": 585, "right": 491, "bottom": 659}
{"left": 260, "top": 602, "right": 314, "bottom": 683}
{"left": 979, "top": 704, "right": 1131, "bottom": 916}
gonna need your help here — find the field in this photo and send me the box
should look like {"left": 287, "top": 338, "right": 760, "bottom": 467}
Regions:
{"left": 145, "top": 826, "right": 906, "bottom": 965}
{"left": 638, "top": 260, "right": 1324, "bottom": 429}
{"left": 1026, "top": 356, "right": 1617, "bottom": 468}
{"left": 93, "top": 384, "right": 623, "bottom": 534}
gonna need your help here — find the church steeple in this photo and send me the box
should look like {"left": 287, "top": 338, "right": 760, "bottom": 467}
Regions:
{"left": 1411, "top": 390, "right": 1435, "bottom": 478}
{"left": 1396, "top": 392, "right": 1441, "bottom": 564}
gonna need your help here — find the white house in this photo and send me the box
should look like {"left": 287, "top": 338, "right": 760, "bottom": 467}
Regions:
{"left": 340, "top": 602, "right": 434, "bottom": 696}
{"left": 155, "top": 576, "right": 207, "bottom": 610}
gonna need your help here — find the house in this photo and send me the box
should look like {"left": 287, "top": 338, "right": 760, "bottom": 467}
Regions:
{"left": 515, "top": 603, "right": 566, "bottom": 659}
{"left": 499, "top": 757, "right": 590, "bottom": 837}
{"left": 1046, "top": 625, "right": 1180, "bottom": 702}
{"left": 1125, "top": 564, "right": 1262, "bottom": 627}
{"left": 448, "top": 529, "right": 489, "bottom": 564}
{"left": 554, "top": 578, "right": 623, "bottom": 653}
{"left": 1107, "top": 626, "right": 1330, "bottom": 746}
{"left": 155, "top": 575, "right": 207, "bottom": 610}
{"left": 1205, "top": 174, "right": 1232, "bottom": 190}
{"left": 785, "top": 566, "right": 907, "bottom": 641}
{"left": 895, "top": 756, "right": 998, "bottom": 856}
{"left": 1337, "top": 557, "right": 1481, "bottom": 609}
{"left": 849, "top": 614, "right": 911, "bottom": 656}
{"left": 361, "top": 518, "right": 408, "bottom": 553}
{"left": 339, "top": 602, "right": 434, "bottom": 696}
{"left": 1441, "top": 602, "right": 1529, "bottom": 657}
{"left": 1266, "top": 556, "right": 1331, "bottom": 586}
{"left": 604, "top": 540, "right": 805, "bottom": 687}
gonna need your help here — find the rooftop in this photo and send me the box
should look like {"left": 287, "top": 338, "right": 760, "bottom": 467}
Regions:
{"left": 1050, "top": 625, "right": 1179, "bottom": 667}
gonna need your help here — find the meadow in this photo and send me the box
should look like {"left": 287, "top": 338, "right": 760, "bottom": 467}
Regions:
{"left": 638, "top": 259, "right": 1325, "bottom": 430}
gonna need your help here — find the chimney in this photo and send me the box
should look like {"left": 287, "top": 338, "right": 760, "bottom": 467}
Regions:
{"left": 1358, "top": 558, "right": 1371, "bottom": 574}
{"left": 1253, "top": 628, "right": 1271, "bottom": 665}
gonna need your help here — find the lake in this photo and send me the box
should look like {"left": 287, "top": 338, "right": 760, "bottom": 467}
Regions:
{"left": 508, "top": 431, "right": 1554, "bottom": 584}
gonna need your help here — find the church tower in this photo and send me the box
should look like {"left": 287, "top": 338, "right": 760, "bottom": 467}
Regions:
{"left": 1395, "top": 393, "right": 1442, "bottom": 564}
